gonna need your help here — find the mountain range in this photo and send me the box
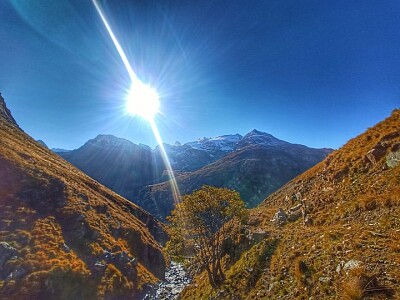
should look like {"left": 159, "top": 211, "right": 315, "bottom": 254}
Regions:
{"left": 1, "top": 92, "right": 398, "bottom": 299}
{"left": 55, "top": 129, "right": 331, "bottom": 219}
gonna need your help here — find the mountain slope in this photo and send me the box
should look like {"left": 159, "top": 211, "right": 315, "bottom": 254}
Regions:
{"left": 59, "top": 135, "right": 164, "bottom": 201}
{"left": 181, "top": 109, "right": 400, "bottom": 299}
{"left": 139, "top": 142, "right": 330, "bottom": 219}
{"left": 0, "top": 94, "right": 167, "bottom": 299}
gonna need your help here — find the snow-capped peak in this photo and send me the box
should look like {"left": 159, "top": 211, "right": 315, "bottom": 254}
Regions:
{"left": 87, "top": 134, "right": 135, "bottom": 148}
{"left": 184, "top": 134, "right": 242, "bottom": 152}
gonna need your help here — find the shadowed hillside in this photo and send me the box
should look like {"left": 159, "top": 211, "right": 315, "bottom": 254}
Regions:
{"left": 0, "top": 94, "right": 167, "bottom": 299}
{"left": 181, "top": 109, "right": 399, "bottom": 299}
{"left": 59, "top": 134, "right": 164, "bottom": 201}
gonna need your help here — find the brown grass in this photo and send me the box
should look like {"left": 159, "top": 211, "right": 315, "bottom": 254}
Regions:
{"left": 0, "top": 101, "right": 167, "bottom": 299}
{"left": 181, "top": 109, "right": 400, "bottom": 299}
{"left": 342, "top": 268, "right": 395, "bottom": 300}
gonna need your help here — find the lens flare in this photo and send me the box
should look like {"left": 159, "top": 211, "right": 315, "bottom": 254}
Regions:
{"left": 92, "top": 0, "right": 181, "bottom": 205}
{"left": 126, "top": 81, "right": 160, "bottom": 120}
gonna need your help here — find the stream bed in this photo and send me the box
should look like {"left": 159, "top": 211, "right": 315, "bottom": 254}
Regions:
{"left": 144, "top": 261, "right": 191, "bottom": 299}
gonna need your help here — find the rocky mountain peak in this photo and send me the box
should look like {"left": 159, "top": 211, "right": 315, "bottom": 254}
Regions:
{"left": 36, "top": 140, "right": 48, "bottom": 148}
{"left": 0, "top": 93, "right": 19, "bottom": 128}
{"left": 239, "top": 129, "right": 285, "bottom": 148}
{"left": 87, "top": 134, "right": 137, "bottom": 149}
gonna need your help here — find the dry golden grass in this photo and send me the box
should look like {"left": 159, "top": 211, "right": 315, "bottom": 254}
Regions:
{"left": 342, "top": 267, "right": 395, "bottom": 300}
{"left": 0, "top": 101, "right": 167, "bottom": 299}
{"left": 182, "top": 109, "right": 400, "bottom": 299}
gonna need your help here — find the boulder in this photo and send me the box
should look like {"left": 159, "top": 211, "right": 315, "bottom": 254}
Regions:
{"left": 365, "top": 144, "right": 387, "bottom": 165}
{"left": 0, "top": 242, "right": 16, "bottom": 267}
{"left": 386, "top": 143, "right": 400, "bottom": 168}
{"left": 251, "top": 230, "right": 268, "bottom": 243}
{"left": 271, "top": 208, "right": 287, "bottom": 226}
{"left": 6, "top": 267, "right": 27, "bottom": 281}
{"left": 287, "top": 209, "right": 302, "bottom": 222}
{"left": 343, "top": 259, "right": 362, "bottom": 273}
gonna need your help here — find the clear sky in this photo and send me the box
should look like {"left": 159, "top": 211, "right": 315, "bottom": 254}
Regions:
{"left": 0, "top": 0, "right": 399, "bottom": 150}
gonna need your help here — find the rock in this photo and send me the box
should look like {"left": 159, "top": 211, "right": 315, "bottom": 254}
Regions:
{"left": 304, "top": 216, "right": 313, "bottom": 226}
{"left": 289, "top": 203, "right": 303, "bottom": 212}
{"left": 6, "top": 267, "right": 27, "bottom": 281}
{"left": 0, "top": 93, "right": 19, "bottom": 128}
{"left": 271, "top": 208, "right": 287, "bottom": 226}
{"left": 295, "top": 192, "right": 302, "bottom": 201}
{"left": 115, "top": 251, "right": 131, "bottom": 265}
{"left": 333, "top": 167, "right": 349, "bottom": 181}
{"left": 287, "top": 209, "right": 302, "bottom": 222}
{"left": 343, "top": 260, "right": 362, "bottom": 273}
{"left": 319, "top": 276, "right": 330, "bottom": 283}
{"left": 386, "top": 144, "right": 400, "bottom": 168}
{"left": 365, "top": 144, "right": 387, "bottom": 165}
{"left": 0, "top": 242, "right": 17, "bottom": 267}
{"left": 251, "top": 230, "right": 268, "bottom": 242}
{"left": 94, "top": 260, "right": 106, "bottom": 270}
{"left": 149, "top": 261, "right": 191, "bottom": 299}
{"left": 62, "top": 243, "right": 70, "bottom": 253}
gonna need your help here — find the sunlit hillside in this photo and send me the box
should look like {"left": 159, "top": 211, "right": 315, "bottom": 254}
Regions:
{"left": 181, "top": 109, "right": 400, "bottom": 299}
{"left": 0, "top": 95, "right": 167, "bottom": 299}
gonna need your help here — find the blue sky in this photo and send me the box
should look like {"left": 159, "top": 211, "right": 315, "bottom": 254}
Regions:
{"left": 0, "top": 0, "right": 399, "bottom": 150}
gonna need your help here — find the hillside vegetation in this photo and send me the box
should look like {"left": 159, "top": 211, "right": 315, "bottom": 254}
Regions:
{"left": 0, "top": 95, "right": 167, "bottom": 299}
{"left": 139, "top": 144, "right": 330, "bottom": 219}
{"left": 181, "top": 109, "right": 400, "bottom": 299}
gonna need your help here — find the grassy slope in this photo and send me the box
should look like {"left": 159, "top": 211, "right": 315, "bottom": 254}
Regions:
{"left": 0, "top": 97, "right": 167, "bottom": 299}
{"left": 182, "top": 109, "right": 400, "bottom": 299}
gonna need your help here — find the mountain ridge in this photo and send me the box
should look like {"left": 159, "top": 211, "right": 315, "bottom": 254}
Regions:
{"left": 0, "top": 95, "right": 167, "bottom": 299}
{"left": 55, "top": 129, "right": 331, "bottom": 219}
{"left": 139, "top": 140, "right": 331, "bottom": 219}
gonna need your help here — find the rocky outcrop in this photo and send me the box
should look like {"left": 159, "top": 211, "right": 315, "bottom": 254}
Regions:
{"left": 365, "top": 143, "right": 387, "bottom": 165}
{"left": 0, "top": 93, "right": 19, "bottom": 128}
{"left": 0, "top": 242, "right": 16, "bottom": 269}
{"left": 386, "top": 143, "right": 400, "bottom": 168}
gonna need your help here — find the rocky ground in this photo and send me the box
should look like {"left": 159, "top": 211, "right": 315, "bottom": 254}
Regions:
{"left": 144, "top": 262, "right": 191, "bottom": 299}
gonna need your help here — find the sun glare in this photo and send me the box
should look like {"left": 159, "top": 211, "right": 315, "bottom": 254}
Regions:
{"left": 92, "top": 0, "right": 181, "bottom": 205}
{"left": 126, "top": 80, "right": 160, "bottom": 120}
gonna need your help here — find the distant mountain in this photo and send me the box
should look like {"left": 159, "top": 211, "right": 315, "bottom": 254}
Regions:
{"left": 0, "top": 95, "right": 167, "bottom": 299}
{"left": 36, "top": 139, "right": 48, "bottom": 148}
{"left": 52, "top": 147, "right": 71, "bottom": 153}
{"left": 185, "top": 133, "right": 242, "bottom": 152}
{"left": 238, "top": 129, "right": 287, "bottom": 148}
{"left": 56, "top": 129, "right": 331, "bottom": 220}
{"left": 182, "top": 109, "right": 400, "bottom": 299}
{"left": 139, "top": 140, "right": 331, "bottom": 219}
{"left": 58, "top": 134, "right": 164, "bottom": 201}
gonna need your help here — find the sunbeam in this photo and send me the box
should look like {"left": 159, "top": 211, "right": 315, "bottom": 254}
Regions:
{"left": 150, "top": 120, "right": 181, "bottom": 205}
{"left": 92, "top": 0, "right": 181, "bottom": 205}
{"left": 92, "top": 0, "right": 137, "bottom": 83}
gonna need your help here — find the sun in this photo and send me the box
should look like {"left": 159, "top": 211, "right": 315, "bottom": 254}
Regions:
{"left": 125, "top": 80, "right": 160, "bottom": 120}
